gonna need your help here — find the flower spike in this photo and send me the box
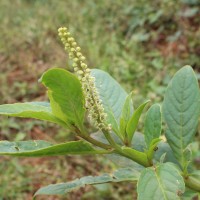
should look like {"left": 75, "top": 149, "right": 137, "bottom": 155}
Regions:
{"left": 58, "top": 27, "right": 111, "bottom": 131}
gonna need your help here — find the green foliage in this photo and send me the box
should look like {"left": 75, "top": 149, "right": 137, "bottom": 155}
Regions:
{"left": 0, "top": 140, "right": 108, "bottom": 156}
{"left": 163, "top": 66, "right": 200, "bottom": 168}
{"left": 91, "top": 69, "right": 129, "bottom": 138}
{"left": 1, "top": 1, "right": 200, "bottom": 199}
{"left": 120, "top": 92, "right": 134, "bottom": 139}
{"left": 126, "top": 100, "right": 150, "bottom": 143}
{"left": 91, "top": 69, "right": 128, "bottom": 121}
{"left": 35, "top": 168, "right": 139, "bottom": 197}
{"left": 0, "top": 102, "right": 66, "bottom": 127}
{"left": 0, "top": 24, "right": 200, "bottom": 198}
{"left": 41, "top": 68, "right": 86, "bottom": 130}
{"left": 121, "top": 147, "right": 149, "bottom": 167}
{"left": 137, "top": 163, "right": 185, "bottom": 200}
{"left": 121, "top": 93, "right": 134, "bottom": 123}
{"left": 144, "top": 104, "right": 162, "bottom": 148}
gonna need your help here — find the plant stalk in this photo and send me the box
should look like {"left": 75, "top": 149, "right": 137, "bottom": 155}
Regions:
{"left": 81, "top": 134, "right": 112, "bottom": 150}
{"left": 102, "top": 130, "right": 151, "bottom": 167}
{"left": 75, "top": 126, "right": 112, "bottom": 150}
{"left": 78, "top": 127, "right": 200, "bottom": 193}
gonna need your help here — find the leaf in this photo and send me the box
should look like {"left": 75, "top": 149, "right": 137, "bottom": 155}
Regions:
{"left": 137, "top": 163, "right": 185, "bottom": 200}
{"left": 146, "top": 138, "right": 162, "bottom": 161}
{"left": 154, "top": 142, "right": 179, "bottom": 165}
{"left": 119, "top": 118, "right": 126, "bottom": 139}
{"left": 181, "top": 189, "right": 199, "bottom": 200}
{"left": 92, "top": 131, "right": 179, "bottom": 167}
{"left": 132, "top": 132, "right": 147, "bottom": 152}
{"left": 34, "top": 168, "right": 140, "bottom": 196}
{"left": 0, "top": 140, "right": 108, "bottom": 157}
{"left": 162, "top": 66, "right": 200, "bottom": 166}
{"left": 0, "top": 102, "right": 67, "bottom": 127}
{"left": 121, "top": 146, "right": 149, "bottom": 167}
{"left": 144, "top": 104, "right": 162, "bottom": 148}
{"left": 40, "top": 68, "right": 85, "bottom": 128}
{"left": 91, "top": 69, "right": 131, "bottom": 124}
{"left": 120, "top": 92, "right": 134, "bottom": 139}
{"left": 106, "top": 110, "right": 122, "bottom": 139}
{"left": 126, "top": 100, "right": 150, "bottom": 143}
{"left": 190, "top": 170, "right": 200, "bottom": 178}
{"left": 92, "top": 131, "right": 146, "bottom": 170}
{"left": 121, "top": 92, "right": 134, "bottom": 123}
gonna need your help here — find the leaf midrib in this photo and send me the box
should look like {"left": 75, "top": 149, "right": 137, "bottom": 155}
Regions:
{"left": 154, "top": 168, "right": 168, "bottom": 200}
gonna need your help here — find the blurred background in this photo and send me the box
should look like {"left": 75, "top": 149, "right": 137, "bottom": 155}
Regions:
{"left": 0, "top": 0, "right": 199, "bottom": 199}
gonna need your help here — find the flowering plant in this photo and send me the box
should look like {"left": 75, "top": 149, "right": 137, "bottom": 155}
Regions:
{"left": 0, "top": 27, "right": 199, "bottom": 199}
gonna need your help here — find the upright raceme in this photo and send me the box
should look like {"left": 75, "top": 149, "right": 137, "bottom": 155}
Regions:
{"left": 58, "top": 27, "right": 111, "bottom": 131}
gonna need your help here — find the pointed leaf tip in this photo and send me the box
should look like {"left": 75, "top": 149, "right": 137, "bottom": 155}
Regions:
{"left": 144, "top": 103, "right": 162, "bottom": 148}
{"left": 126, "top": 100, "right": 150, "bottom": 143}
{"left": 163, "top": 66, "right": 200, "bottom": 166}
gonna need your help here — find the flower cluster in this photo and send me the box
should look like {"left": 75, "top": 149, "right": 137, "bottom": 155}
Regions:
{"left": 58, "top": 27, "right": 111, "bottom": 131}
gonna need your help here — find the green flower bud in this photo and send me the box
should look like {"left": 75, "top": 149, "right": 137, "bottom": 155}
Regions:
{"left": 68, "top": 37, "right": 75, "bottom": 42}
{"left": 76, "top": 47, "right": 81, "bottom": 51}
{"left": 77, "top": 52, "right": 82, "bottom": 57}
{"left": 73, "top": 58, "right": 79, "bottom": 63}
{"left": 72, "top": 42, "right": 77, "bottom": 47}
{"left": 74, "top": 67, "right": 79, "bottom": 71}
{"left": 70, "top": 48, "right": 75, "bottom": 52}
{"left": 77, "top": 70, "right": 83, "bottom": 75}
{"left": 85, "top": 68, "right": 90, "bottom": 73}
{"left": 81, "top": 63, "right": 87, "bottom": 69}
{"left": 80, "top": 56, "right": 86, "bottom": 61}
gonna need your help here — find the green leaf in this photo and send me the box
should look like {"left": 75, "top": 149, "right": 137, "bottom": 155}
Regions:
{"left": 126, "top": 100, "right": 150, "bottom": 143}
{"left": 92, "top": 131, "right": 146, "bottom": 169}
{"left": 163, "top": 66, "right": 200, "bottom": 166}
{"left": 34, "top": 168, "right": 140, "bottom": 196}
{"left": 137, "top": 163, "right": 185, "bottom": 200}
{"left": 106, "top": 110, "right": 122, "bottom": 139}
{"left": 119, "top": 118, "right": 126, "bottom": 138}
{"left": 0, "top": 140, "right": 108, "bottom": 157}
{"left": 40, "top": 68, "right": 85, "bottom": 128}
{"left": 92, "top": 131, "right": 179, "bottom": 167}
{"left": 91, "top": 69, "right": 130, "bottom": 125}
{"left": 0, "top": 102, "right": 67, "bottom": 127}
{"left": 154, "top": 142, "right": 179, "bottom": 165}
{"left": 121, "top": 146, "right": 149, "bottom": 167}
{"left": 190, "top": 170, "right": 200, "bottom": 178}
{"left": 181, "top": 188, "right": 199, "bottom": 200}
{"left": 144, "top": 104, "right": 162, "bottom": 148}
{"left": 120, "top": 92, "right": 134, "bottom": 139}
{"left": 146, "top": 138, "right": 162, "bottom": 161}
{"left": 121, "top": 92, "right": 134, "bottom": 123}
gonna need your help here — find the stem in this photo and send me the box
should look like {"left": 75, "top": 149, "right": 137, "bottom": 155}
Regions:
{"left": 76, "top": 127, "right": 200, "bottom": 193}
{"left": 75, "top": 126, "right": 112, "bottom": 150}
{"left": 103, "top": 131, "right": 119, "bottom": 148}
{"left": 81, "top": 134, "right": 112, "bottom": 150}
{"left": 102, "top": 130, "right": 151, "bottom": 167}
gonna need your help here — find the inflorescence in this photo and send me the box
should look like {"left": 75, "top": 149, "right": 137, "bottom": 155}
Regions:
{"left": 58, "top": 27, "right": 111, "bottom": 131}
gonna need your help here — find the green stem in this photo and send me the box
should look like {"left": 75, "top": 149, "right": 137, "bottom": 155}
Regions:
{"left": 77, "top": 127, "right": 200, "bottom": 193}
{"left": 81, "top": 134, "right": 112, "bottom": 150}
{"left": 122, "top": 148, "right": 150, "bottom": 167}
{"left": 103, "top": 131, "right": 119, "bottom": 148}
{"left": 102, "top": 130, "right": 151, "bottom": 167}
{"left": 75, "top": 126, "right": 112, "bottom": 150}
